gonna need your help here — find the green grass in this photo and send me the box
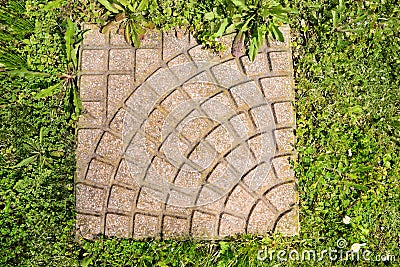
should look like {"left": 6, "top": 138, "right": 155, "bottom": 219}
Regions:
{"left": 1, "top": 0, "right": 399, "bottom": 266}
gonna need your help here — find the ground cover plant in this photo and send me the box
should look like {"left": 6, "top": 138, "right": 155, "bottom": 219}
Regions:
{"left": 0, "top": 0, "right": 399, "bottom": 266}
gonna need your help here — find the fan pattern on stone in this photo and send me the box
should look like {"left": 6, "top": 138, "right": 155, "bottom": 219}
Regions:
{"left": 76, "top": 25, "right": 298, "bottom": 239}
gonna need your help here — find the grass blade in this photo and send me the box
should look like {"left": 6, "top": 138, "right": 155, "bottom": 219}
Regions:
{"left": 15, "top": 155, "right": 38, "bottom": 168}
{"left": 34, "top": 82, "right": 62, "bottom": 99}
{"left": 98, "top": 0, "right": 120, "bottom": 13}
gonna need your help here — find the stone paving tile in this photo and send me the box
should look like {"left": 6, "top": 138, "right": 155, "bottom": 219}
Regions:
{"left": 86, "top": 159, "right": 114, "bottom": 185}
{"left": 219, "top": 214, "right": 245, "bottom": 237}
{"left": 273, "top": 102, "right": 295, "bottom": 126}
{"left": 135, "top": 49, "right": 160, "bottom": 82}
{"left": 269, "top": 52, "right": 292, "bottom": 72}
{"left": 79, "top": 75, "right": 106, "bottom": 101}
{"left": 105, "top": 213, "right": 131, "bottom": 237}
{"left": 162, "top": 216, "right": 189, "bottom": 237}
{"left": 108, "top": 74, "right": 132, "bottom": 117}
{"left": 76, "top": 25, "right": 298, "bottom": 239}
{"left": 82, "top": 24, "right": 107, "bottom": 48}
{"left": 81, "top": 50, "right": 107, "bottom": 72}
{"left": 241, "top": 53, "right": 270, "bottom": 76}
{"left": 109, "top": 49, "right": 135, "bottom": 71}
{"left": 79, "top": 101, "right": 105, "bottom": 126}
{"left": 76, "top": 214, "right": 102, "bottom": 239}
{"left": 108, "top": 185, "right": 136, "bottom": 212}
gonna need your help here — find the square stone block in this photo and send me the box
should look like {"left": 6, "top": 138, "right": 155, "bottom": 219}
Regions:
{"left": 77, "top": 26, "right": 298, "bottom": 240}
{"left": 240, "top": 53, "right": 270, "bottom": 76}
{"left": 82, "top": 24, "right": 107, "bottom": 47}
{"left": 86, "top": 159, "right": 114, "bottom": 185}
{"left": 81, "top": 50, "right": 107, "bottom": 72}
{"left": 80, "top": 75, "right": 106, "bottom": 100}
{"left": 79, "top": 101, "right": 105, "bottom": 126}
{"left": 76, "top": 214, "right": 102, "bottom": 239}
{"left": 76, "top": 184, "right": 105, "bottom": 213}
{"left": 269, "top": 52, "right": 292, "bottom": 72}
{"left": 260, "top": 76, "right": 294, "bottom": 100}
{"left": 134, "top": 214, "right": 160, "bottom": 238}
{"left": 105, "top": 214, "right": 131, "bottom": 237}
{"left": 135, "top": 49, "right": 160, "bottom": 81}
{"left": 109, "top": 49, "right": 135, "bottom": 71}
{"left": 273, "top": 102, "right": 295, "bottom": 126}
{"left": 108, "top": 186, "right": 136, "bottom": 212}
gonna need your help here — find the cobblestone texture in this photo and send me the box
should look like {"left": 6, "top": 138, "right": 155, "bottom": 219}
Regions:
{"left": 76, "top": 25, "right": 298, "bottom": 239}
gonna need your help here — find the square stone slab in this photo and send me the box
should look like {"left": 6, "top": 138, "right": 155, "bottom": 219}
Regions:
{"left": 76, "top": 25, "right": 298, "bottom": 239}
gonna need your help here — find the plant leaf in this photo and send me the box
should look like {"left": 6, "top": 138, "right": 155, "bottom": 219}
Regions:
{"left": 343, "top": 181, "right": 368, "bottom": 192}
{"left": 124, "top": 22, "right": 132, "bottom": 44}
{"left": 15, "top": 155, "right": 38, "bottom": 168}
{"left": 65, "top": 18, "right": 75, "bottom": 62}
{"left": 204, "top": 12, "right": 215, "bottom": 20}
{"left": 114, "top": 0, "right": 129, "bottom": 6}
{"left": 98, "top": 0, "right": 120, "bottom": 13}
{"left": 101, "top": 20, "right": 118, "bottom": 33}
{"left": 73, "top": 85, "right": 82, "bottom": 116}
{"left": 230, "top": 0, "right": 247, "bottom": 10}
{"left": 131, "top": 23, "right": 141, "bottom": 47}
{"left": 34, "top": 82, "right": 62, "bottom": 99}
{"left": 241, "top": 16, "right": 253, "bottom": 32}
{"left": 332, "top": 10, "right": 338, "bottom": 28}
{"left": 39, "top": 127, "right": 44, "bottom": 145}
{"left": 271, "top": 24, "right": 284, "bottom": 42}
{"left": 6, "top": 69, "right": 50, "bottom": 78}
{"left": 248, "top": 39, "right": 258, "bottom": 61}
{"left": 165, "top": 7, "right": 172, "bottom": 16}
{"left": 256, "top": 26, "right": 264, "bottom": 47}
{"left": 131, "top": 29, "right": 140, "bottom": 48}
{"left": 216, "top": 19, "right": 229, "bottom": 37}
{"left": 43, "top": 0, "right": 63, "bottom": 11}
{"left": 111, "top": 3, "right": 124, "bottom": 11}
{"left": 226, "top": 23, "right": 236, "bottom": 34}
{"left": 137, "top": 0, "right": 149, "bottom": 12}
{"left": 81, "top": 257, "right": 93, "bottom": 267}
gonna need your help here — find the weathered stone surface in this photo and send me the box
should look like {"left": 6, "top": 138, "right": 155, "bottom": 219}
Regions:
{"left": 86, "top": 159, "right": 114, "bottom": 185}
{"left": 79, "top": 101, "right": 105, "bottom": 126}
{"left": 269, "top": 52, "right": 292, "bottom": 72}
{"left": 79, "top": 75, "right": 106, "bottom": 100}
{"left": 135, "top": 49, "right": 160, "bottom": 82}
{"left": 105, "top": 214, "right": 130, "bottom": 237}
{"left": 273, "top": 102, "right": 295, "bottom": 126}
{"left": 260, "top": 76, "right": 294, "bottom": 100}
{"left": 76, "top": 214, "right": 102, "bottom": 239}
{"left": 96, "top": 132, "right": 122, "bottom": 162}
{"left": 82, "top": 24, "right": 107, "bottom": 48}
{"left": 241, "top": 53, "right": 270, "bottom": 76}
{"left": 76, "top": 184, "right": 105, "bottom": 213}
{"left": 162, "top": 216, "right": 189, "bottom": 237}
{"left": 77, "top": 25, "right": 298, "bottom": 239}
{"left": 81, "top": 50, "right": 106, "bottom": 72}
{"left": 109, "top": 49, "right": 135, "bottom": 71}
{"left": 108, "top": 186, "right": 136, "bottom": 212}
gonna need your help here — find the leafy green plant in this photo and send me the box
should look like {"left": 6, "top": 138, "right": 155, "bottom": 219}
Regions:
{"left": 35, "top": 18, "right": 84, "bottom": 118}
{"left": 96, "top": 0, "right": 292, "bottom": 61}
{"left": 99, "top": 0, "right": 155, "bottom": 47}
{"left": 0, "top": 1, "right": 34, "bottom": 42}
{"left": 14, "top": 127, "right": 63, "bottom": 171}
{"left": 203, "top": 0, "right": 292, "bottom": 60}
{"left": 0, "top": 0, "right": 34, "bottom": 71}
{"left": 1, "top": 0, "right": 83, "bottom": 117}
